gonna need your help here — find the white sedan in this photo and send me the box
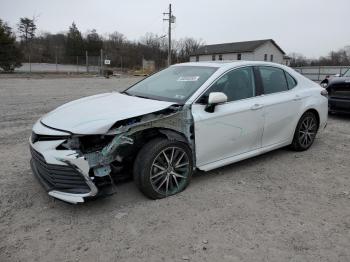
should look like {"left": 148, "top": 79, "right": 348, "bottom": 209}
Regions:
{"left": 29, "top": 61, "right": 328, "bottom": 203}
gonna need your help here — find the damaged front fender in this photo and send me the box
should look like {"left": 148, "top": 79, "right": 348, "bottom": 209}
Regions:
{"left": 47, "top": 104, "right": 195, "bottom": 202}
{"left": 82, "top": 105, "right": 195, "bottom": 181}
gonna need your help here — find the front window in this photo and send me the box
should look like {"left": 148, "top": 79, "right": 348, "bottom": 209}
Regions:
{"left": 212, "top": 54, "right": 216, "bottom": 61}
{"left": 125, "top": 66, "right": 218, "bottom": 103}
{"left": 198, "top": 66, "right": 256, "bottom": 103}
{"left": 237, "top": 54, "right": 242, "bottom": 60}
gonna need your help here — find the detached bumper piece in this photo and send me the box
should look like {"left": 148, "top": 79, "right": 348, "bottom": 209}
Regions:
{"left": 30, "top": 147, "right": 95, "bottom": 204}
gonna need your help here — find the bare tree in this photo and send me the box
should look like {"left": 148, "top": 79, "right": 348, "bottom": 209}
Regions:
{"left": 289, "top": 52, "right": 308, "bottom": 67}
{"left": 176, "top": 37, "right": 204, "bottom": 62}
{"left": 109, "top": 31, "right": 126, "bottom": 46}
{"left": 140, "top": 33, "right": 162, "bottom": 49}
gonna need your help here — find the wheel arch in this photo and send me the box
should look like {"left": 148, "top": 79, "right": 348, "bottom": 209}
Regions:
{"left": 290, "top": 108, "right": 320, "bottom": 151}
{"left": 302, "top": 108, "right": 320, "bottom": 128}
{"left": 290, "top": 107, "right": 320, "bottom": 143}
{"left": 132, "top": 127, "right": 190, "bottom": 145}
{"left": 122, "top": 127, "right": 193, "bottom": 166}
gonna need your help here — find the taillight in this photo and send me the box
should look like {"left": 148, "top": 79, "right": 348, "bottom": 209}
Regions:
{"left": 321, "top": 89, "right": 328, "bottom": 97}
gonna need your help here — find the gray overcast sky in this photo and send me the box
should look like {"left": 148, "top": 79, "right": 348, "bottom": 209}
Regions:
{"left": 1, "top": 0, "right": 349, "bottom": 58}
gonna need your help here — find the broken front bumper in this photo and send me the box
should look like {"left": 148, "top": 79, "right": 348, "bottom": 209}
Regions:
{"left": 29, "top": 121, "right": 102, "bottom": 204}
{"left": 29, "top": 145, "right": 99, "bottom": 204}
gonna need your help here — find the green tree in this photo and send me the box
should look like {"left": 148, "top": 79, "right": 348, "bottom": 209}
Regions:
{"left": 85, "top": 29, "right": 103, "bottom": 56}
{"left": 17, "top": 17, "right": 36, "bottom": 67}
{"left": 17, "top": 17, "right": 36, "bottom": 47}
{"left": 65, "top": 22, "right": 84, "bottom": 61}
{"left": 0, "top": 19, "right": 22, "bottom": 72}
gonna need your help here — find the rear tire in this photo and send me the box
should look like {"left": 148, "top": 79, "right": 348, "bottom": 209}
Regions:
{"left": 290, "top": 111, "right": 318, "bottom": 151}
{"left": 133, "top": 138, "right": 193, "bottom": 199}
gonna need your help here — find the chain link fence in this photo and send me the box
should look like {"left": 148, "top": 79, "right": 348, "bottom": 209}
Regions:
{"left": 12, "top": 55, "right": 102, "bottom": 74}
{"left": 1, "top": 47, "right": 163, "bottom": 75}
{"left": 293, "top": 66, "right": 350, "bottom": 82}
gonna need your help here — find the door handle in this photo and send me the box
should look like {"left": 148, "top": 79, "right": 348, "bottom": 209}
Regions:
{"left": 293, "top": 95, "right": 302, "bottom": 101}
{"left": 250, "top": 104, "right": 263, "bottom": 110}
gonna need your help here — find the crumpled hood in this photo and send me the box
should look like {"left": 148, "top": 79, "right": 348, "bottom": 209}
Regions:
{"left": 41, "top": 92, "right": 175, "bottom": 134}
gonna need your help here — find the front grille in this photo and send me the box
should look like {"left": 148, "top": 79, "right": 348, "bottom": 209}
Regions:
{"left": 30, "top": 147, "right": 90, "bottom": 194}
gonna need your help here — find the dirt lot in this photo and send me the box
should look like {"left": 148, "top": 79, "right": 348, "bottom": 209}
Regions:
{"left": 0, "top": 76, "right": 349, "bottom": 262}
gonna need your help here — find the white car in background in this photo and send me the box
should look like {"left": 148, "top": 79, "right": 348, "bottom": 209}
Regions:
{"left": 29, "top": 61, "right": 328, "bottom": 204}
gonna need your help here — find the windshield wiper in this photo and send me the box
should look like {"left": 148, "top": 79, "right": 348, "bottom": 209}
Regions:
{"left": 133, "top": 95, "right": 153, "bottom": 100}
{"left": 122, "top": 90, "right": 131, "bottom": 96}
{"left": 122, "top": 91, "right": 152, "bottom": 100}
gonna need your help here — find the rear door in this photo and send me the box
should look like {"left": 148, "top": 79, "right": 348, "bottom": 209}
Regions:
{"left": 192, "top": 66, "right": 265, "bottom": 167}
{"left": 257, "top": 66, "right": 301, "bottom": 147}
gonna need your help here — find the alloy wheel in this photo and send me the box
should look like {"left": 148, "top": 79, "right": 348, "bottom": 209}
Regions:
{"left": 298, "top": 116, "right": 317, "bottom": 147}
{"left": 150, "top": 147, "right": 190, "bottom": 196}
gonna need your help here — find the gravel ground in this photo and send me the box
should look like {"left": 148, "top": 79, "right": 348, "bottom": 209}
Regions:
{"left": 0, "top": 76, "right": 349, "bottom": 262}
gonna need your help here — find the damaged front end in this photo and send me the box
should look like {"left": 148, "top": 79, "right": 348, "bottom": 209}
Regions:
{"left": 30, "top": 104, "right": 194, "bottom": 204}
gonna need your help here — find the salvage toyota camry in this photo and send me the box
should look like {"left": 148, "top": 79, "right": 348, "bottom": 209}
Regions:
{"left": 30, "top": 61, "right": 328, "bottom": 203}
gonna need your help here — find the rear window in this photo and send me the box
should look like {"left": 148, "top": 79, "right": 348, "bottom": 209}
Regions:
{"left": 285, "top": 72, "right": 297, "bottom": 89}
{"left": 259, "top": 66, "right": 289, "bottom": 94}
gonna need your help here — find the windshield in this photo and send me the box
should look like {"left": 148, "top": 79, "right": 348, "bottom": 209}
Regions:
{"left": 343, "top": 69, "right": 350, "bottom": 77}
{"left": 125, "top": 66, "right": 218, "bottom": 103}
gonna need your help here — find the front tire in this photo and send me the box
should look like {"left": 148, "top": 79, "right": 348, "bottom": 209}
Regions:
{"left": 290, "top": 111, "right": 318, "bottom": 151}
{"left": 133, "top": 138, "right": 193, "bottom": 199}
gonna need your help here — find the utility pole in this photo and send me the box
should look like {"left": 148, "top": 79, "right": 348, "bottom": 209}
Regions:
{"left": 76, "top": 56, "right": 79, "bottom": 73}
{"left": 163, "top": 4, "right": 175, "bottom": 66}
{"left": 142, "top": 55, "right": 145, "bottom": 74}
{"left": 55, "top": 47, "right": 58, "bottom": 73}
{"left": 86, "top": 50, "right": 89, "bottom": 73}
{"left": 100, "top": 49, "right": 104, "bottom": 76}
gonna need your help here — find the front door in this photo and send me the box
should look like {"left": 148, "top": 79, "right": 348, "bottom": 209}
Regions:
{"left": 192, "top": 66, "right": 265, "bottom": 167}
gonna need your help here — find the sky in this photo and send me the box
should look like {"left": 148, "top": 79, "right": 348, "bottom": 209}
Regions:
{"left": 1, "top": 0, "right": 349, "bottom": 58}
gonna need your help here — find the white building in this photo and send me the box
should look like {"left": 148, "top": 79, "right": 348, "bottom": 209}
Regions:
{"left": 190, "top": 39, "right": 290, "bottom": 65}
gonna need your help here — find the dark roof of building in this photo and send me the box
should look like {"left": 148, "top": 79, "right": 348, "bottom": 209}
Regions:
{"left": 192, "top": 39, "right": 285, "bottom": 56}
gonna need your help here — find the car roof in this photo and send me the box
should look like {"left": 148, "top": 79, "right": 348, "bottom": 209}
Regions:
{"left": 173, "top": 61, "right": 288, "bottom": 70}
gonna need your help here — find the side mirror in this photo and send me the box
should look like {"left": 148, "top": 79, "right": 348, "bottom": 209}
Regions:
{"left": 334, "top": 73, "right": 341, "bottom": 77}
{"left": 205, "top": 92, "right": 227, "bottom": 113}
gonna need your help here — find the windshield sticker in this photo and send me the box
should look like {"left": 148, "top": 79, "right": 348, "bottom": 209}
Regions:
{"left": 177, "top": 76, "right": 200, "bottom": 82}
